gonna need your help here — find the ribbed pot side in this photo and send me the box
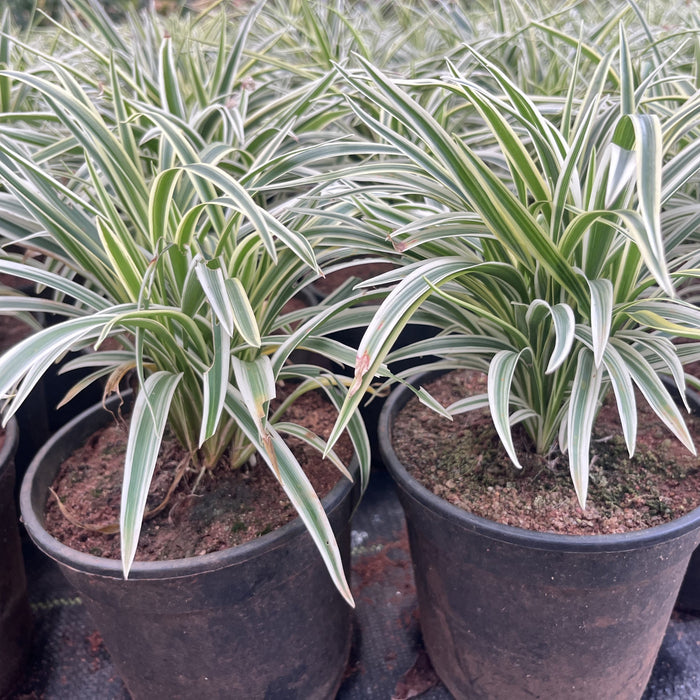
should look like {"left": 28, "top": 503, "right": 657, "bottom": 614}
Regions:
{"left": 0, "top": 417, "right": 32, "bottom": 699}
{"left": 20, "top": 397, "right": 360, "bottom": 700}
{"left": 379, "top": 374, "right": 700, "bottom": 700}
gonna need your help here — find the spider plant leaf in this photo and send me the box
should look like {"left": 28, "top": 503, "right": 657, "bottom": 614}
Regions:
{"left": 195, "top": 257, "right": 235, "bottom": 336}
{"left": 0, "top": 316, "right": 108, "bottom": 423}
{"left": 149, "top": 168, "right": 182, "bottom": 247}
{"left": 231, "top": 355, "right": 275, "bottom": 441}
{"left": 1, "top": 69, "right": 149, "bottom": 227}
{"left": 313, "top": 377, "right": 371, "bottom": 492}
{"left": 0, "top": 12, "right": 10, "bottom": 112}
{"left": 629, "top": 333, "right": 690, "bottom": 413}
{"left": 59, "top": 350, "right": 135, "bottom": 373}
{"left": 56, "top": 366, "right": 118, "bottom": 409}
{"left": 588, "top": 278, "right": 613, "bottom": 368}
{"left": 510, "top": 408, "right": 539, "bottom": 426}
{"left": 388, "top": 334, "right": 512, "bottom": 366}
{"left": 661, "top": 139, "right": 700, "bottom": 205}
{"left": 199, "top": 322, "right": 231, "bottom": 447}
{"left": 546, "top": 303, "right": 577, "bottom": 375}
{"left": 605, "top": 142, "right": 636, "bottom": 207}
{"left": 0, "top": 292, "right": 82, "bottom": 319}
{"left": 184, "top": 163, "right": 318, "bottom": 272}
{"left": 611, "top": 339, "right": 696, "bottom": 455}
{"left": 447, "top": 393, "right": 490, "bottom": 416}
{"left": 446, "top": 68, "right": 550, "bottom": 204}
{"left": 109, "top": 54, "right": 141, "bottom": 172}
{"left": 415, "top": 386, "right": 453, "bottom": 420}
{"left": 613, "top": 114, "right": 672, "bottom": 295}
{"left": 616, "top": 210, "right": 673, "bottom": 299}
{"left": 619, "top": 23, "right": 635, "bottom": 115}
{"left": 0, "top": 260, "right": 108, "bottom": 310}
{"left": 254, "top": 416, "right": 353, "bottom": 605}
{"left": 623, "top": 299, "right": 700, "bottom": 340}
{"left": 121, "top": 370, "right": 183, "bottom": 578}
{"left": 529, "top": 21, "right": 620, "bottom": 86}
{"left": 213, "top": 0, "right": 264, "bottom": 97}
{"left": 274, "top": 422, "right": 352, "bottom": 482}
{"left": 488, "top": 349, "right": 526, "bottom": 471}
{"left": 325, "top": 257, "right": 468, "bottom": 454}
{"left": 567, "top": 348, "right": 603, "bottom": 509}
{"left": 0, "top": 142, "right": 112, "bottom": 279}
{"left": 96, "top": 217, "right": 145, "bottom": 304}
{"left": 221, "top": 379, "right": 354, "bottom": 605}
{"left": 158, "top": 38, "right": 186, "bottom": 120}
{"left": 225, "top": 277, "right": 261, "bottom": 348}
{"left": 601, "top": 343, "right": 637, "bottom": 456}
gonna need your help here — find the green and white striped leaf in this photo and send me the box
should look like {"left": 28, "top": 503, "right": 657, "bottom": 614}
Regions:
{"left": 183, "top": 163, "right": 319, "bottom": 272}
{"left": 601, "top": 343, "right": 637, "bottom": 456}
{"left": 223, "top": 386, "right": 353, "bottom": 605}
{"left": 567, "top": 349, "right": 603, "bottom": 509}
{"left": 225, "top": 277, "right": 261, "bottom": 348}
{"left": 121, "top": 370, "right": 183, "bottom": 577}
{"left": 546, "top": 303, "right": 577, "bottom": 374}
{"left": 325, "top": 258, "right": 468, "bottom": 453}
{"left": 447, "top": 393, "right": 490, "bottom": 416}
{"left": 231, "top": 355, "right": 276, "bottom": 441}
{"left": 0, "top": 316, "right": 109, "bottom": 423}
{"left": 195, "top": 257, "right": 235, "bottom": 336}
{"left": 612, "top": 339, "right": 696, "bottom": 455}
{"left": 613, "top": 115, "right": 672, "bottom": 295}
{"left": 199, "top": 322, "right": 231, "bottom": 447}
{"left": 623, "top": 299, "right": 700, "bottom": 340}
{"left": 275, "top": 422, "right": 352, "bottom": 482}
{"left": 588, "top": 278, "right": 613, "bottom": 368}
{"left": 488, "top": 350, "right": 525, "bottom": 471}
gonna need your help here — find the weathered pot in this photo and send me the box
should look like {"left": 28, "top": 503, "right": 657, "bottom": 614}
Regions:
{"left": 663, "top": 378, "right": 700, "bottom": 613}
{"left": 20, "top": 395, "right": 360, "bottom": 700}
{"left": 379, "top": 373, "right": 700, "bottom": 700}
{"left": 0, "top": 417, "right": 32, "bottom": 699}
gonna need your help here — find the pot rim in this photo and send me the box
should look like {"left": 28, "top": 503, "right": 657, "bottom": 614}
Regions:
{"left": 379, "top": 370, "right": 700, "bottom": 554}
{"left": 20, "top": 392, "right": 360, "bottom": 580}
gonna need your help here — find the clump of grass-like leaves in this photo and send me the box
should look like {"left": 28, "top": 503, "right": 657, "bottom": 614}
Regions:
{"left": 0, "top": 2, "right": 373, "bottom": 604}
{"left": 327, "top": 27, "right": 700, "bottom": 509}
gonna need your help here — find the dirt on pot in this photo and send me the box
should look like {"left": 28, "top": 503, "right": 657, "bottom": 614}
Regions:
{"left": 393, "top": 370, "right": 700, "bottom": 535}
{"left": 44, "top": 386, "right": 354, "bottom": 560}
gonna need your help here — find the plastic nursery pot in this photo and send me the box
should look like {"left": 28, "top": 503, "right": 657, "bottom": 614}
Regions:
{"left": 379, "top": 372, "right": 700, "bottom": 700}
{"left": 20, "top": 395, "right": 361, "bottom": 700}
{"left": 663, "top": 377, "right": 700, "bottom": 613}
{"left": 0, "top": 417, "right": 32, "bottom": 699}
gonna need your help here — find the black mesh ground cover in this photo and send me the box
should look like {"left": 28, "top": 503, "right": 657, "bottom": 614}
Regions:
{"left": 9, "top": 469, "right": 700, "bottom": 699}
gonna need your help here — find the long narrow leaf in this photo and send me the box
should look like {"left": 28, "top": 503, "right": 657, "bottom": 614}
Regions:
{"left": 121, "top": 371, "right": 183, "bottom": 577}
{"left": 567, "top": 349, "right": 602, "bottom": 508}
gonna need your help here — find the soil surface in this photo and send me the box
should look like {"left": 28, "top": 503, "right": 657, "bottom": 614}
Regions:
{"left": 393, "top": 370, "right": 700, "bottom": 535}
{"left": 44, "top": 387, "right": 354, "bottom": 560}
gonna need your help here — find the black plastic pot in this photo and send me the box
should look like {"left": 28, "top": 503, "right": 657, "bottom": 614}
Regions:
{"left": 661, "top": 376, "right": 700, "bottom": 613}
{"left": 0, "top": 417, "right": 32, "bottom": 699}
{"left": 20, "top": 396, "right": 360, "bottom": 700}
{"left": 379, "top": 373, "right": 700, "bottom": 700}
